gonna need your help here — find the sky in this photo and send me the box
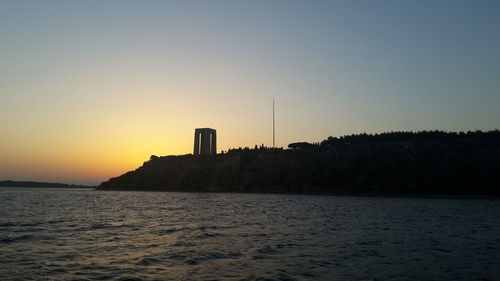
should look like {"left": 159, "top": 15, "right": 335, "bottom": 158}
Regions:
{"left": 1, "top": 0, "right": 499, "bottom": 185}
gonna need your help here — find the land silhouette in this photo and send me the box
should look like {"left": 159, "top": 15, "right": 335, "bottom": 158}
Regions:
{"left": 0, "top": 180, "right": 91, "bottom": 188}
{"left": 98, "top": 130, "right": 500, "bottom": 196}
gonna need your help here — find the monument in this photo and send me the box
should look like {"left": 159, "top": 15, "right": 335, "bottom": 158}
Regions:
{"left": 194, "top": 128, "right": 217, "bottom": 155}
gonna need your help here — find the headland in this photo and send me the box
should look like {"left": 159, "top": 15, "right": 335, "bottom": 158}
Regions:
{"left": 98, "top": 130, "right": 500, "bottom": 196}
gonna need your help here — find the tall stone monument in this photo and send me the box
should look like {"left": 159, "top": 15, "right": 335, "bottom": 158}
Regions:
{"left": 194, "top": 128, "right": 217, "bottom": 155}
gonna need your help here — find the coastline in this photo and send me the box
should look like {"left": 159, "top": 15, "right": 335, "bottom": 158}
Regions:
{"left": 94, "top": 186, "right": 500, "bottom": 200}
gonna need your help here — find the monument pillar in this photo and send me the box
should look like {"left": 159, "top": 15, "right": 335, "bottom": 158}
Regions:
{"left": 193, "top": 128, "right": 217, "bottom": 155}
{"left": 194, "top": 131, "right": 200, "bottom": 155}
{"left": 211, "top": 131, "right": 216, "bottom": 155}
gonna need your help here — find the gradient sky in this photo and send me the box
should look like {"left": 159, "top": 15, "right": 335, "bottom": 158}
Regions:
{"left": 1, "top": 0, "right": 499, "bottom": 185}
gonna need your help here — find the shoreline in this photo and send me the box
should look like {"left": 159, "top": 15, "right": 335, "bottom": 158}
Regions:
{"left": 93, "top": 187, "right": 500, "bottom": 200}
{"left": 0, "top": 186, "right": 95, "bottom": 189}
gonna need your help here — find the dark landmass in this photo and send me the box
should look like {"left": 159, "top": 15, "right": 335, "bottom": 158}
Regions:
{"left": 99, "top": 130, "right": 500, "bottom": 196}
{"left": 0, "top": 180, "right": 92, "bottom": 188}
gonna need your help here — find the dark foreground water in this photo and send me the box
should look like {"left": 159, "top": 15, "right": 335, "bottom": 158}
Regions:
{"left": 0, "top": 188, "right": 499, "bottom": 281}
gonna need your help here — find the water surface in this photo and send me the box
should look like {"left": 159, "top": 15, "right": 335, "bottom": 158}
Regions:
{"left": 0, "top": 187, "right": 499, "bottom": 280}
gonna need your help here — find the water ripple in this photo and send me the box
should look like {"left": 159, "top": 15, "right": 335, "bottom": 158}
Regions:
{"left": 0, "top": 187, "right": 499, "bottom": 281}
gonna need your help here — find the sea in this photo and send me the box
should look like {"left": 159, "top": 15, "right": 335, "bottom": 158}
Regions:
{"left": 0, "top": 187, "right": 499, "bottom": 281}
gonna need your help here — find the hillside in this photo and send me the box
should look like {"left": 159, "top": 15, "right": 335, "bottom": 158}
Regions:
{"left": 98, "top": 131, "right": 500, "bottom": 196}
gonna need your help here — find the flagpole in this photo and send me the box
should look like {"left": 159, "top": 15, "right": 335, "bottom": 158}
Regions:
{"left": 273, "top": 99, "right": 275, "bottom": 148}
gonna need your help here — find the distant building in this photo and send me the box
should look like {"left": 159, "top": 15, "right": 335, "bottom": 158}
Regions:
{"left": 194, "top": 128, "right": 217, "bottom": 155}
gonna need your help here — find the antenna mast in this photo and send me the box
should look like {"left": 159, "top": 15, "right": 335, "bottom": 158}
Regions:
{"left": 273, "top": 99, "right": 275, "bottom": 148}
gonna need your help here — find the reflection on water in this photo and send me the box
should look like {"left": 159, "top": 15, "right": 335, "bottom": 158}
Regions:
{"left": 0, "top": 187, "right": 499, "bottom": 280}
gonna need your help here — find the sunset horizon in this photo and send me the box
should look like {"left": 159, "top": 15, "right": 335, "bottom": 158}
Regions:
{"left": 2, "top": 1, "right": 499, "bottom": 185}
{"left": 2, "top": 1, "right": 500, "bottom": 280}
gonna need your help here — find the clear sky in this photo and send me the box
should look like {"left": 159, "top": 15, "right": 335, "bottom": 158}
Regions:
{"left": 1, "top": 0, "right": 499, "bottom": 185}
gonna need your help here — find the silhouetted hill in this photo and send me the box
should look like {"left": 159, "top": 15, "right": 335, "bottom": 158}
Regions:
{"left": 0, "top": 180, "right": 91, "bottom": 188}
{"left": 99, "top": 130, "right": 500, "bottom": 196}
